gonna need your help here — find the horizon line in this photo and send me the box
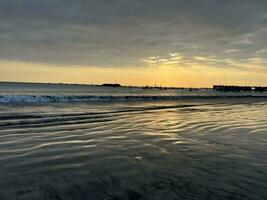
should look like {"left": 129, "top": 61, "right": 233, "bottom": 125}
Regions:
{"left": 0, "top": 80, "right": 214, "bottom": 89}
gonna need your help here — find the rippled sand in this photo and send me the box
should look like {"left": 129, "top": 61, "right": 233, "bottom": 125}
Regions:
{"left": 0, "top": 100, "right": 266, "bottom": 199}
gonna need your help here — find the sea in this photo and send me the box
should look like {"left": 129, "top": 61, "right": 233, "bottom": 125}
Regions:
{"left": 0, "top": 82, "right": 266, "bottom": 200}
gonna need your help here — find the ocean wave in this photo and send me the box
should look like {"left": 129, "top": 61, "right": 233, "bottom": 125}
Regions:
{"left": 0, "top": 94, "right": 267, "bottom": 103}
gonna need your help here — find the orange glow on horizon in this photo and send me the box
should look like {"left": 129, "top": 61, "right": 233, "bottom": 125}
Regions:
{"left": 1, "top": 60, "right": 267, "bottom": 87}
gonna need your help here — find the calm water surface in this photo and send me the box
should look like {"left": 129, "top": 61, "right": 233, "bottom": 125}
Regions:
{"left": 0, "top": 83, "right": 266, "bottom": 199}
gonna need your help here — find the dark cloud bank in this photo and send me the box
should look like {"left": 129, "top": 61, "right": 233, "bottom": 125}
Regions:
{"left": 0, "top": 0, "right": 266, "bottom": 68}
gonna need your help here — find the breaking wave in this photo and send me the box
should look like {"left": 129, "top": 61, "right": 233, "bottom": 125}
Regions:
{"left": 0, "top": 94, "right": 267, "bottom": 103}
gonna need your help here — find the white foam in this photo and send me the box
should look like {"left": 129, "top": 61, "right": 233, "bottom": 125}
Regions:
{"left": 0, "top": 94, "right": 266, "bottom": 103}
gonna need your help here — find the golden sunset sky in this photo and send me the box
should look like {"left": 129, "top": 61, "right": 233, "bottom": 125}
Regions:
{"left": 0, "top": 0, "right": 267, "bottom": 87}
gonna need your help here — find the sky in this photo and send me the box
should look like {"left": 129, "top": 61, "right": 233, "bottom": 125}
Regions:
{"left": 0, "top": 0, "right": 267, "bottom": 87}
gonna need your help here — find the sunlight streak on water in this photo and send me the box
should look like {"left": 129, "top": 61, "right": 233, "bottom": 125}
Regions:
{"left": 0, "top": 100, "right": 266, "bottom": 199}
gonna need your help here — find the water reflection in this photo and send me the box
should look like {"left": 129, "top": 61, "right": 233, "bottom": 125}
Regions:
{"left": 0, "top": 100, "right": 266, "bottom": 199}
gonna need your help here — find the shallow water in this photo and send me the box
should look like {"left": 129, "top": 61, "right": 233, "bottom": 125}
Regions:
{"left": 0, "top": 99, "right": 266, "bottom": 199}
{"left": 1, "top": 82, "right": 267, "bottom": 103}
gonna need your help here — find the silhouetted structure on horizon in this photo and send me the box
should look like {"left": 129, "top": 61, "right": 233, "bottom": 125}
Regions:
{"left": 213, "top": 85, "right": 267, "bottom": 92}
{"left": 101, "top": 83, "right": 121, "bottom": 87}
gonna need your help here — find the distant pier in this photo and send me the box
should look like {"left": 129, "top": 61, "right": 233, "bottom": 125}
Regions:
{"left": 213, "top": 85, "right": 267, "bottom": 92}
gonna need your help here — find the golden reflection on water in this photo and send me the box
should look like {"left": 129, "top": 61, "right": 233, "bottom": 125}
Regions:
{"left": 0, "top": 100, "right": 266, "bottom": 199}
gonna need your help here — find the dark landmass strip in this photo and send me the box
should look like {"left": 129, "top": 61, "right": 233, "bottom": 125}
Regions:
{"left": 101, "top": 83, "right": 122, "bottom": 87}
{"left": 213, "top": 85, "right": 267, "bottom": 92}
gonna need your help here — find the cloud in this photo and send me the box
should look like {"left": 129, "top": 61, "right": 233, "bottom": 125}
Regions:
{"left": 0, "top": 0, "right": 266, "bottom": 69}
{"left": 142, "top": 53, "right": 185, "bottom": 67}
{"left": 225, "top": 49, "right": 239, "bottom": 53}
